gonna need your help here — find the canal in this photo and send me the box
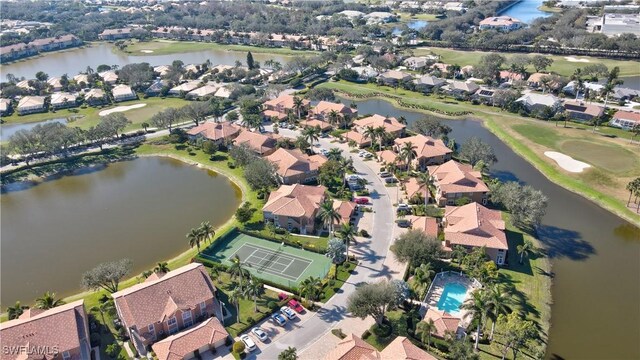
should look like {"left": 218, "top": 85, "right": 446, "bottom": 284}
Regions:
{"left": 342, "top": 97, "right": 640, "bottom": 359}
{"left": 0, "top": 156, "right": 242, "bottom": 306}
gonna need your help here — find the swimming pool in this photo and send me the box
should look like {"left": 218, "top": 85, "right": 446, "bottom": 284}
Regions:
{"left": 437, "top": 282, "right": 468, "bottom": 315}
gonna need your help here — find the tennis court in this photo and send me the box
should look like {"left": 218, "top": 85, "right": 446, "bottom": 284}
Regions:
{"left": 200, "top": 230, "right": 331, "bottom": 287}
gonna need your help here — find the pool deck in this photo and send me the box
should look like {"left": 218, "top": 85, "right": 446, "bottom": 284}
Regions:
{"left": 421, "top": 271, "right": 482, "bottom": 330}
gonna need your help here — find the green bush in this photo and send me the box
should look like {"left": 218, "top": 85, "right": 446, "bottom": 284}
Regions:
{"left": 268, "top": 301, "right": 279, "bottom": 311}
{"left": 227, "top": 161, "right": 236, "bottom": 169}
{"left": 105, "top": 343, "right": 121, "bottom": 358}
{"left": 362, "top": 330, "right": 371, "bottom": 339}
{"left": 233, "top": 341, "right": 246, "bottom": 354}
{"left": 371, "top": 322, "right": 392, "bottom": 338}
{"left": 359, "top": 229, "right": 369, "bottom": 237}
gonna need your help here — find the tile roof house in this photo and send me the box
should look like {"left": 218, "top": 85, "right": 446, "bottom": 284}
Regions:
{"left": 610, "top": 110, "right": 640, "bottom": 130}
{"left": 324, "top": 334, "right": 436, "bottom": 360}
{"left": 310, "top": 101, "right": 357, "bottom": 122}
{"left": 112, "top": 263, "right": 222, "bottom": 356}
{"left": 333, "top": 200, "right": 357, "bottom": 226}
{"left": 612, "top": 87, "right": 640, "bottom": 101}
{"left": 479, "top": 16, "right": 524, "bottom": 31}
{"left": 73, "top": 74, "right": 89, "bottom": 86}
{"left": 99, "top": 28, "right": 133, "bottom": 40}
{"left": 0, "top": 43, "right": 37, "bottom": 62}
{"left": 169, "top": 81, "right": 201, "bottom": 96}
{"left": 233, "top": 130, "right": 279, "bottom": 156}
{"left": 0, "top": 300, "right": 91, "bottom": 360}
{"left": 446, "top": 80, "right": 480, "bottom": 96}
{"left": 516, "top": 93, "right": 561, "bottom": 112}
{"left": 0, "top": 98, "right": 12, "bottom": 116}
{"left": 84, "top": 88, "right": 107, "bottom": 106}
{"left": 151, "top": 317, "right": 228, "bottom": 360}
{"left": 376, "top": 149, "right": 402, "bottom": 167}
{"left": 353, "top": 114, "right": 406, "bottom": 137}
{"left": 186, "top": 121, "right": 241, "bottom": 144}
{"left": 428, "top": 160, "right": 490, "bottom": 206}
{"left": 263, "top": 184, "right": 327, "bottom": 234}
{"left": 154, "top": 65, "right": 173, "bottom": 77}
{"left": 300, "top": 119, "right": 333, "bottom": 132}
{"left": 262, "top": 94, "right": 310, "bottom": 121}
{"left": 499, "top": 70, "right": 524, "bottom": 83}
{"left": 563, "top": 101, "right": 604, "bottom": 122}
{"left": 407, "top": 215, "right": 439, "bottom": 237}
{"left": 403, "top": 56, "right": 430, "bottom": 70}
{"left": 404, "top": 177, "right": 429, "bottom": 203}
{"left": 50, "top": 92, "right": 78, "bottom": 109}
{"left": 423, "top": 308, "right": 462, "bottom": 338}
{"left": 379, "top": 70, "right": 412, "bottom": 85}
{"left": 28, "top": 35, "right": 81, "bottom": 52}
{"left": 394, "top": 134, "right": 453, "bottom": 170}
{"left": 17, "top": 96, "right": 46, "bottom": 115}
{"left": 111, "top": 84, "right": 137, "bottom": 102}
{"left": 47, "top": 77, "right": 64, "bottom": 91}
{"left": 98, "top": 70, "right": 118, "bottom": 84}
{"left": 444, "top": 202, "right": 508, "bottom": 265}
{"left": 526, "top": 73, "right": 558, "bottom": 89}
{"left": 379, "top": 336, "right": 437, "bottom": 360}
{"left": 266, "top": 148, "right": 327, "bottom": 184}
{"left": 344, "top": 130, "right": 373, "bottom": 148}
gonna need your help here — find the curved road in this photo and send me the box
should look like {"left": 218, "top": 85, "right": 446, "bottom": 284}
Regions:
{"left": 254, "top": 132, "right": 397, "bottom": 359}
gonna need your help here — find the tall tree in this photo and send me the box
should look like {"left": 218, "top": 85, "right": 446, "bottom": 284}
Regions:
{"left": 243, "top": 279, "right": 264, "bottom": 312}
{"left": 154, "top": 262, "right": 170, "bottom": 274}
{"left": 486, "top": 284, "right": 516, "bottom": 340}
{"left": 461, "top": 289, "right": 490, "bottom": 350}
{"left": 302, "top": 126, "right": 320, "bottom": 147}
{"left": 347, "top": 281, "right": 398, "bottom": 325}
{"left": 495, "top": 312, "right": 538, "bottom": 360}
{"left": 229, "top": 255, "right": 249, "bottom": 290}
{"left": 230, "top": 287, "right": 243, "bottom": 324}
{"left": 278, "top": 347, "right": 298, "bottom": 360}
{"left": 247, "top": 51, "right": 255, "bottom": 70}
{"left": 417, "top": 319, "right": 436, "bottom": 349}
{"left": 460, "top": 137, "right": 497, "bottom": 167}
{"left": 318, "top": 200, "right": 341, "bottom": 234}
{"left": 200, "top": 221, "right": 215, "bottom": 244}
{"left": 326, "top": 238, "right": 347, "bottom": 264}
{"left": 336, "top": 223, "right": 357, "bottom": 261}
{"left": 182, "top": 101, "right": 212, "bottom": 126}
{"left": 399, "top": 141, "right": 417, "bottom": 170}
{"left": 292, "top": 96, "right": 304, "bottom": 120}
{"left": 187, "top": 227, "right": 204, "bottom": 252}
{"left": 300, "top": 276, "right": 322, "bottom": 306}
{"left": 391, "top": 229, "right": 441, "bottom": 267}
{"left": 81, "top": 258, "right": 132, "bottom": 293}
{"left": 517, "top": 239, "right": 535, "bottom": 265}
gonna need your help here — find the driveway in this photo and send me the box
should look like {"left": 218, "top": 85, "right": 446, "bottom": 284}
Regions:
{"left": 253, "top": 126, "right": 398, "bottom": 359}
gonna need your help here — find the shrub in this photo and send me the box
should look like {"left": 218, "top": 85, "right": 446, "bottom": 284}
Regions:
{"left": 359, "top": 229, "right": 369, "bottom": 237}
{"left": 371, "top": 322, "right": 392, "bottom": 338}
{"left": 275, "top": 228, "right": 287, "bottom": 235}
{"left": 233, "top": 341, "right": 246, "bottom": 354}
{"left": 268, "top": 301, "right": 279, "bottom": 311}
{"left": 331, "top": 328, "right": 347, "bottom": 339}
{"left": 105, "top": 343, "right": 121, "bottom": 358}
{"left": 225, "top": 337, "right": 233, "bottom": 346}
{"left": 90, "top": 332, "right": 101, "bottom": 347}
{"left": 227, "top": 161, "right": 236, "bottom": 169}
{"left": 362, "top": 330, "right": 371, "bottom": 339}
{"left": 247, "top": 316, "right": 255, "bottom": 325}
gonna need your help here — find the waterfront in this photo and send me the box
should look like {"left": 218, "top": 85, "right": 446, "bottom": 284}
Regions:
{"left": 500, "top": 0, "right": 551, "bottom": 23}
{"left": 0, "top": 156, "right": 242, "bottom": 306}
{"left": 342, "top": 97, "right": 640, "bottom": 359}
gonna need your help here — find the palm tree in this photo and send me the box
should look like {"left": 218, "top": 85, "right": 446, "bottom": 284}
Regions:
{"left": 416, "top": 173, "right": 433, "bottom": 209}
{"left": 200, "top": 221, "right": 215, "bottom": 244}
{"left": 90, "top": 300, "right": 115, "bottom": 331}
{"left": 626, "top": 178, "right": 640, "bottom": 207}
{"left": 328, "top": 109, "right": 340, "bottom": 127}
{"left": 230, "top": 287, "right": 243, "bottom": 324}
{"left": 601, "top": 66, "right": 622, "bottom": 113}
{"left": 461, "top": 289, "right": 490, "bottom": 350}
{"left": 399, "top": 142, "right": 417, "bottom": 171}
{"left": 337, "top": 223, "right": 357, "bottom": 261}
{"left": 278, "top": 347, "right": 297, "bottom": 360}
{"left": 295, "top": 135, "right": 311, "bottom": 153}
{"left": 517, "top": 239, "right": 535, "bottom": 264}
{"left": 327, "top": 148, "right": 342, "bottom": 161}
{"left": 363, "top": 126, "right": 377, "bottom": 148}
{"left": 243, "top": 280, "right": 265, "bottom": 312}
{"left": 293, "top": 96, "right": 304, "bottom": 120}
{"left": 229, "top": 255, "right": 249, "bottom": 290}
{"left": 413, "top": 262, "right": 435, "bottom": 299}
{"left": 154, "top": 262, "right": 169, "bottom": 274}
{"left": 451, "top": 245, "right": 466, "bottom": 264}
{"left": 417, "top": 319, "right": 436, "bottom": 349}
{"left": 7, "top": 301, "right": 28, "bottom": 320}
{"left": 186, "top": 227, "right": 203, "bottom": 252}
{"left": 302, "top": 126, "right": 320, "bottom": 147}
{"left": 486, "top": 284, "right": 515, "bottom": 340}
{"left": 300, "top": 276, "right": 322, "bottom": 305}
{"left": 141, "top": 122, "right": 150, "bottom": 132}
{"left": 318, "top": 200, "right": 341, "bottom": 234}
{"left": 35, "top": 292, "right": 65, "bottom": 310}
{"left": 374, "top": 126, "right": 386, "bottom": 152}
{"left": 571, "top": 68, "right": 584, "bottom": 100}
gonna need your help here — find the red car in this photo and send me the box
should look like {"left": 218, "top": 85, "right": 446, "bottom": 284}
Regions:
{"left": 354, "top": 197, "right": 369, "bottom": 205}
{"left": 288, "top": 299, "right": 304, "bottom": 313}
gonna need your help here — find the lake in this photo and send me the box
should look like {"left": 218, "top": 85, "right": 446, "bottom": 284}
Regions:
{"left": 341, "top": 97, "right": 640, "bottom": 359}
{"left": 500, "top": 0, "right": 551, "bottom": 23}
{"left": 0, "top": 156, "right": 242, "bottom": 306}
{"left": 0, "top": 42, "right": 292, "bottom": 80}
{"left": 1, "top": 118, "right": 68, "bottom": 142}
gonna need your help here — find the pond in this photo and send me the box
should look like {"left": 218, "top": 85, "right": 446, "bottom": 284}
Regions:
{"left": 0, "top": 156, "right": 242, "bottom": 306}
{"left": 340, "top": 97, "right": 640, "bottom": 359}
{"left": 393, "top": 20, "right": 429, "bottom": 35}
{"left": 1, "top": 118, "right": 68, "bottom": 142}
{"left": 0, "top": 42, "right": 292, "bottom": 80}
{"left": 499, "top": 0, "right": 551, "bottom": 23}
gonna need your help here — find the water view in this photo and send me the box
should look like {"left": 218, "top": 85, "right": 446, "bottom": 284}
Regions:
{"left": 1, "top": 118, "right": 68, "bottom": 142}
{"left": 342, "top": 97, "right": 640, "bottom": 359}
{"left": 0, "top": 156, "right": 241, "bottom": 306}
{"left": 0, "top": 42, "right": 292, "bottom": 80}
{"left": 500, "top": 0, "right": 551, "bottom": 23}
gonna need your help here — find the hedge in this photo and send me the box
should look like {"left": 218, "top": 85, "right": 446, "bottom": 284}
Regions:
{"left": 238, "top": 228, "right": 327, "bottom": 255}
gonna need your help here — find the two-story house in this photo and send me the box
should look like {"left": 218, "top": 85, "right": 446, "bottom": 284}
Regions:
{"left": 266, "top": 148, "right": 327, "bottom": 184}
{"left": 428, "top": 160, "right": 490, "bottom": 206}
{"left": 393, "top": 134, "right": 453, "bottom": 170}
{"left": 262, "top": 184, "right": 327, "bottom": 234}
{"left": 262, "top": 94, "right": 310, "bottom": 121}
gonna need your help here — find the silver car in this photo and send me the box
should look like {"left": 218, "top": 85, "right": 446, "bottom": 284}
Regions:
{"left": 251, "top": 327, "right": 269, "bottom": 343}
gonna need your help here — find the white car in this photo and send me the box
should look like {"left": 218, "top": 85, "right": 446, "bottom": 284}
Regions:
{"left": 240, "top": 334, "right": 257, "bottom": 352}
{"left": 358, "top": 150, "right": 368, "bottom": 157}
{"left": 251, "top": 327, "right": 269, "bottom": 343}
{"left": 397, "top": 203, "right": 410, "bottom": 211}
{"left": 281, "top": 306, "right": 297, "bottom": 320}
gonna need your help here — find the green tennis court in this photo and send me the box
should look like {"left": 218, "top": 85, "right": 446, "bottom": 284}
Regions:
{"left": 200, "top": 230, "right": 331, "bottom": 288}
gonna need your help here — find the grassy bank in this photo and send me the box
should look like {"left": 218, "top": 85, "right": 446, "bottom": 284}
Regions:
{"left": 117, "top": 39, "right": 316, "bottom": 57}
{"left": 412, "top": 47, "right": 640, "bottom": 77}
{"left": 1, "top": 97, "right": 190, "bottom": 130}
{"left": 318, "top": 80, "right": 640, "bottom": 227}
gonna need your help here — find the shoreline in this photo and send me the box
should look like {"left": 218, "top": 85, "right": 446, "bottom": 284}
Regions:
{"left": 332, "top": 89, "right": 640, "bottom": 228}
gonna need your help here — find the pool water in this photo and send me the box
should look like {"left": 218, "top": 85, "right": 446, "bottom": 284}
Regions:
{"left": 437, "top": 282, "right": 468, "bottom": 315}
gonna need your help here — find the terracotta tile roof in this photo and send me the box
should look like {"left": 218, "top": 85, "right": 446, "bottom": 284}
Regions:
{"left": 613, "top": 110, "right": 640, "bottom": 122}
{"left": 499, "top": 70, "right": 523, "bottom": 81}
{"left": 233, "top": 131, "right": 278, "bottom": 154}
{"left": 407, "top": 215, "right": 438, "bottom": 237}
{"left": 312, "top": 101, "right": 355, "bottom": 116}
{"left": 263, "top": 109, "right": 288, "bottom": 120}
{"left": 354, "top": 114, "right": 405, "bottom": 134}
{"left": 479, "top": 16, "right": 522, "bottom": 27}
{"left": 345, "top": 131, "right": 371, "bottom": 146}
{"left": 186, "top": 121, "right": 241, "bottom": 142}
{"left": 404, "top": 177, "right": 428, "bottom": 200}
{"left": 394, "top": 135, "right": 452, "bottom": 160}
{"left": 428, "top": 160, "right": 489, "bottom": 195}
{"left": 423, "top": 308, "right": 460, "bottom": 338}
{"left": 112, "top": 263, "right": 217, "bottom": 331}
{"left": 324, "top": 334, "right": 379, "bottom": 360}
{"left": 527, "top": 73, "right": 557, "bottom": 87}
{"left": 300, "top": 119, "right": 333, "bottom": 131}
{"left": 266, "top": 148, "right": 327, "bottom": 179}
{"left": 151, "top": 317, "right": 228, "bottom": 360}
{"left": 376, "top": 150, "right": 400, "bottom": 164}
{"left": 170, "top": 81, "right": 200, "bottom": 93}
{"left": 379, "top": 336, "right": 436, "bottom": 360}
{"left": 431, "top": 63, "right": 449, "bottom": 72}
{"left": 563, "top": 101, "right": 604, "bottom": 118}
{"left": 263, "top": 184, "right": 326, "bottom": 218}
{"left": 444, "top": 202, "right": 507, "bottom": 250}
{"left": 333, "top": 200, "right": 356, "bottom": 224}
{"left": 263, "top": 94, "right": 309, "bottom": 110}
{"left": 380, "top": 70, "right": 412, "bottom": 81}
{"left": 0, "top": 300, "right": 89, "bottom": 360}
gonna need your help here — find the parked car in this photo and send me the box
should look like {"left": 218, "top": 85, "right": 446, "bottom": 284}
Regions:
{"left": 384, "top": 177, "right": 398, "bottom": 184}
{"left": 281, "top": 306, "right": 297, "bottom": 320}
{"left": 240, "top": 334, "right": 257, "bottom": 352}
{"left": 320, "top": 149, "right": 329, "bottom": 156}
{"left": 378, "top": 171, "right": 392, "bottom": 178}
{"left": 354, "top": 197, "right": 369, "bottom": 205}
{"left": 396, "top": 218, "right": 411, "bottom": 228}
{"left": 346, "top": 174, "right": 361, "bottom": 181}
{"left": 358, "top": 150, "right": 368, "bottom": 157}
{"left": 251, "top": 327, "right": 269, "bottom": 343}
{"left": 272, "top": 313, "right": 287, "bottom": 326}
{"left": 397, "top": 203, "right": 410, "bottom": 212}
{"left": 278, "top": 292, "right": 289, "bottom": 301}
{"left": 288, "top": 299, "right": 304, "bottom": 313}
{"left": 279, "top": 121, "right": 288, "bottom": 127}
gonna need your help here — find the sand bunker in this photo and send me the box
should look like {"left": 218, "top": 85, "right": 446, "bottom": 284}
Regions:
{"left": 544, "top": 151, "right": 591, "bottom": 173}
{"left": 565, "top": 56, "right": 590, "bottom": 63}
{"left": 99, "top": 103, "right": 147, "bottom": 116}
{"left": 140, "top": 50, "right": 154, "bottom": 53}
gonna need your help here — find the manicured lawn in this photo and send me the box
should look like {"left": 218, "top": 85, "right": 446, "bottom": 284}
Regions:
{"left": 559, "top": 139, "right": 639, "bottom": 174}
{"left": 119, "top": 39, "right": 316, "bottom": 57}
{"left": 411, "top": 48, "right": 640, "bottom": 77}
{"left": 397, "top": 12, "right": 442, "bottom": 21}
{"left": 511, "top": 124, "right": 561, "bottom": 149}
{"left": 320, "top": 261, "right": 356, "bottom": 302}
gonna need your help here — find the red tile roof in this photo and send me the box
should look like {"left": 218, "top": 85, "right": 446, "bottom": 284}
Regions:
{"left": 423, "top": 308, "right": 461, "bottom": 338}
{"left": 444, "top": 202, "right": 507, "bottom": 250}
{"left": 263, "top": 184, "right": 326, "bottom": 218}
{"left": 151, "top": 317, "right": 228, "bottom": 360}
{"left": 186, "top": 121, "right": 241, "bottom": 142}
{"left": 407, "top": 215, "right": 438, "bottom": 237}
{"left": 333, "top": 200, "right": 357, "bottom": 224}
{"left": 324, "top": 334, "right": 379, "bottom": 360}
{"left": 613, "top": 110, "right": 640, "bottom": 122}
{"left": 428, "top": 160, "right": 489, "bottom": 195}
{"left": 233, "top": 131, "right": 278, "bottom": 154}
{"left": 266, "top": 148, "right": 327, "bottom": 179}
{"left": 380, "top": 336, "right": 437, "bottom": 360}
{"left": 354, "top": 114, "right": 405, "bottom": 134}
{"left": 394, "top": 135, "right": 452, "bottom": 160}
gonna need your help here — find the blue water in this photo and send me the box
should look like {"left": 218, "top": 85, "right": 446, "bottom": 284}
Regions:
{"left": 500, "top": 0, "right": 551, "bottom": 23}
{"left": 437, "top": 282, "right": 468, "bottom": 315}
{"left": 1, "top": 117, "right": 67, "bottom": 141}
{"left": 393, "top": 20, "right": 428, "bottom": 35}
